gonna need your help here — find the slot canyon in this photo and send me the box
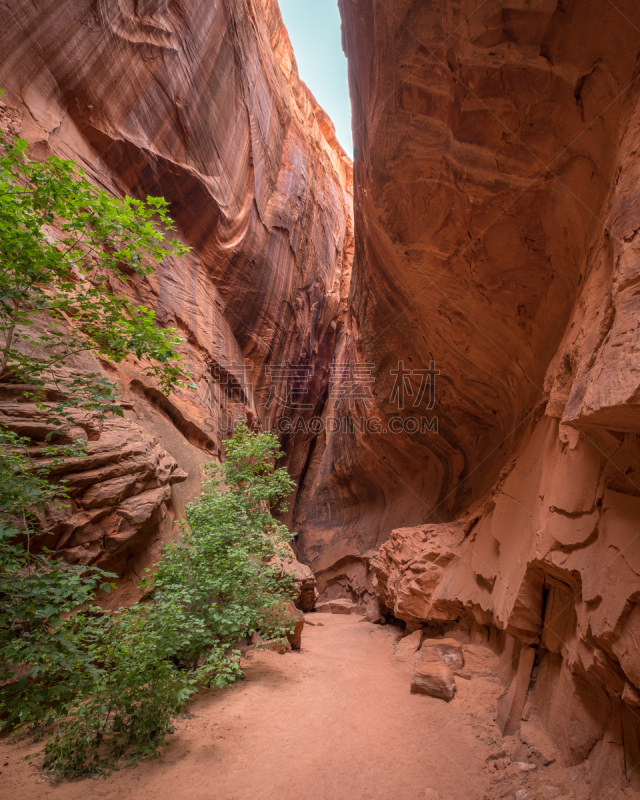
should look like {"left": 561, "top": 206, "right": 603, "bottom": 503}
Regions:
{"left": 2, "top": 1, "right": 640, "bottom": 798}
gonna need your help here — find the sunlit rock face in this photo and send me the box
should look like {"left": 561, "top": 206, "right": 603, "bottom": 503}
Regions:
{"left": 336, "top": 0, "right": 640, "bottom": 792}
{"left": 328, "top": 0, "right": 640, "bottom": 538}
{"left": 0, "top": 0, "right": 352, "bottom": 592}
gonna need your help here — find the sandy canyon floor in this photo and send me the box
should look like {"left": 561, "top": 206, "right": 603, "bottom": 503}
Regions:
{"left": 0, "top": 615, "right": 598, "bottom": 800}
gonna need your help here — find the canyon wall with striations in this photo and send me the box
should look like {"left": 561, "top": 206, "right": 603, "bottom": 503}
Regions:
{"left": 334, "top": 0, "right": 640, "bottom": 796}
{"left": 4, "top": 0, "right": 640, "bottom": 794}
{"left": 0, "top": 0, "right": 352, "bottom": 600}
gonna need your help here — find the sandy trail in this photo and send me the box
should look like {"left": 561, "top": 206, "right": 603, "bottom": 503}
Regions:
{"left": 0, "top": 615, "right": 503, "bottom": 800}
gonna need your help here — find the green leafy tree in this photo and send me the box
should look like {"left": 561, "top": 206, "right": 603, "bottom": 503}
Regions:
{"left": 0, "top": 428, "right": 116, "bottom": 731}
{"left": 0, "top": 129, "right": 299, "bottom": 777}
{"left": 0, "top": 129, "right": 190, "bottom": 740}
{"left": 0, "top": 134, "right": 190, "bottom": 419}
{"left": 42, "top": 422, "right": 298, "bottom": 775}
{"left": 150, "top": 420, "right": 298, "bottom": 667}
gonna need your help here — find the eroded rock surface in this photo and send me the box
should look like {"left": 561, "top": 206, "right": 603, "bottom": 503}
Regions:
{"left": 0, "top": 0, "right": 352, "bottom": 593}
{"left": 267, "top": 542, "right": 318, "bottom": 611}
{"left": 333, "top": 0, "right": 640, "bottom": 795}
{"left": 4, "top": 0, "right": 640, "bottom": 794}
{"left": 315, "top": 598, "right": 364, "bottom": 615}
{"left": 411, "top": 658, "right": 457, "bottom": 702}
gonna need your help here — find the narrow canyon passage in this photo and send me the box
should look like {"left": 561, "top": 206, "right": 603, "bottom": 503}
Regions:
{"left": 1, "top": 616, "right": 502, "bottom": 800}
{"left": 3, "top": 0, "right": 640, "bottom": 796}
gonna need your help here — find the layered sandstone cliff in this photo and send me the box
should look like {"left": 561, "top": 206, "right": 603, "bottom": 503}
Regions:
{"left": 332, "top": 0, "right": 640, "bottom": 795}
{"left": 4, "top": 0, "right": 640, "bottom": 794}
{"left": 0, "top": 0, "right": 352, "bottom": 597}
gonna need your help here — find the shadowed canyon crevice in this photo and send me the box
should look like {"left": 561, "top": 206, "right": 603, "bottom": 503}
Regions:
{"left": 3, "top": 0, "right": 640, "bottom": 796}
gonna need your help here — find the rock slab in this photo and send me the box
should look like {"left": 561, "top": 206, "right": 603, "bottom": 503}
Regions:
{"left": 315, "top": 599, "right": 365, "bottom": 615}
{"left": 411, "top": 659, "right": 456, "bottom": 702}
{"left": 419, "top": 638, "right": 464, "bottom": 673}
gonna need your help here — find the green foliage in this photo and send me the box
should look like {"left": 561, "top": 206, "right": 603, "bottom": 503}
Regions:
{"left": 0, "top": 124, "right": 298, "bottom": 777}
{"left": 41, "top": 610, "right": 196, "bottom": 775}
{"left": 0, "top": 132, "right": 190, "bottom": 417}
{"left": 0, "top": 427, "right": 116, "bottom": 730}
{"left": 0, "top": 126, "right": 205, "bottom": 771}
{"left": 29, "top": 422, "right": 297, "bottom": 776}
{"left": 149, "top": 421, "right": 298, "bottom": 665}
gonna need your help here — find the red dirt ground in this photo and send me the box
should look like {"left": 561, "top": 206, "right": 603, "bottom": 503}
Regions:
{"left": 0, "top": 615, "right": 504, "bottom": 800}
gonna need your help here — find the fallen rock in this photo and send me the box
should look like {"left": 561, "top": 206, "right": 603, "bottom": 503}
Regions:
{"left": 369, "top": 525, "right": 462, "bottom": 624}
{"left": 266, "top": 544, "right": 318, "bottom": 612}
{"left": 251, "top": 631, "right": 292, "bottom": 655}
{"left": 365, "top": 596, "right": 386, "bottom": 624}
{"left": 285, "top": 601, "right": 305, "bottom": 651}
{"left": 315, "top": 599, "right": 364, "bottom": 615}
{"left": 394, "top": 629, "right": 423, "bottom": 662}
{"left": 419, "top": 638, "right": 464, "bottom": 672}
{"left": 411, "top": 658, "right": 456, "bottom": 701}
{"left": 271, "top": 640, "right": 292, "bottom": 655}
{"left": 316, "top": 599, "right": 351, "bottom": 614}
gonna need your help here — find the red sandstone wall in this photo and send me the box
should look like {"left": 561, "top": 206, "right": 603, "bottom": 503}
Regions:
{"left": 4, "top": 0, "right": 640, "bottom": 790}
{"left": 0, "top": 0, "right": 352, "bottom": 597}
{"left": 335, "top": 0, "right": 640, "bottom": 793}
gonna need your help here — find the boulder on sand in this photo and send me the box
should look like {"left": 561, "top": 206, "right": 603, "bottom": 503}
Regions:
{"left": 419, "top": 638, "right": 464, "bottom": 672}
{"left": 285, "top": 601, "right": 305, "bottom": 650}
{"left": 411, "top": 658, "right": 456, "bottom": 701}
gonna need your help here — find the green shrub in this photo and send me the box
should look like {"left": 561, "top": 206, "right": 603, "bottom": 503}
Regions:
{"left": 41, "top": 609, "right": 196, "bottom": 775}
{"left": 0, "top": 124, "right": 189, "bottom": 739}
{"left": 41, "top": 422, "right": 298, "bottom": 775}
{"left": 152, "top": 420, "right": 298, "bottom": 661}
{"left": 0, "top": 122, "right": 298, "bottom": 776}
{"left": 0, "top": 427, "right": 116, "bottom": 732}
